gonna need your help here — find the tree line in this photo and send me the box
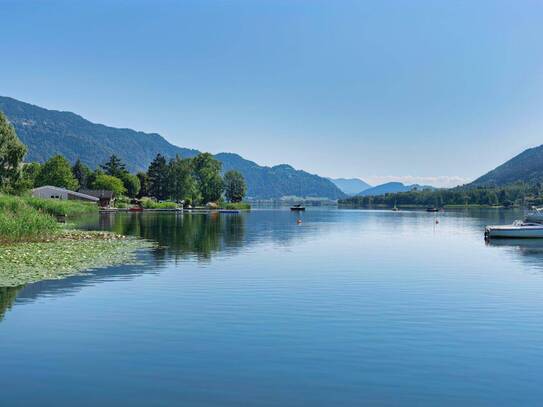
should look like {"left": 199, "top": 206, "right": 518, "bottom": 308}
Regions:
{"left": 0, "top": 111, "right": 247, "bottom": 204}
{"left": 340, "top": 182, "right": 543, "bottom": 208}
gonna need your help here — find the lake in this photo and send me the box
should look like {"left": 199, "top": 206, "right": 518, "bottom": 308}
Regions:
{"left": 1, "top": 208, "right": 543, "bottom": 406}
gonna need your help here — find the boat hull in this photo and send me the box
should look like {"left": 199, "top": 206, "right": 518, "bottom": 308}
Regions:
{"left": 485, "top": 225, "right": 543, "bottom": 238}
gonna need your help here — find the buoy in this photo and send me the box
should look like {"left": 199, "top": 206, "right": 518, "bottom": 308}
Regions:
{"left": 435, "top": 219, "right": 439, "bottom": 224}
{"left": 296, "top": 219, "right": 302, "bottom": 224}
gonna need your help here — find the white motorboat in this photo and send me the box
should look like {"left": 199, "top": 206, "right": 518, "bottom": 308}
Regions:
{"left": 485, "top": 221, "right": 543, "bottom": 239}
{"left": 524, "top": 207, "right": 543, "bottom": 223}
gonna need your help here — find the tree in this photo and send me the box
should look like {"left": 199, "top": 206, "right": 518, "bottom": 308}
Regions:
{"left": 100, "top": 154, "right": 128, "bottom": 178}
{"left": 92, "top": 174, "right": 126, "bottom": 196}
{"left": 12, "top": 162, "right": 42, "bottom": 194}
{"left": 192, "top": 153, "right": 224, "bottom": 203}
{"left": 36, "top": 155, "right": 79, "bottom": 190}
{"left": 72, "top": 159, "right": 91, "bottom": 189}
{"left": 223, "top": 170, "right": 247, "bottom": 202}
{"left": 120, "top": 173, "right": 141, "bottom": 198}
{"left": 147, "top": 153, "right": 168, "bottom": 200}
{"left": 167, "top": 155, "right": 198, "bottom": 203}
{"left": 0, "top": 111, "right": 27, "bottom": 192}
{"left": 136, "top": 172, "right": 149, "bottom": 198}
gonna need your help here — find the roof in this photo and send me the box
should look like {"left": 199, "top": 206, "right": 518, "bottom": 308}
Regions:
{"left": 79, "top": 189, "right": 115, "bottom": 199}
{"left": 32, "top": 186, "right": 99, "bottom": 202}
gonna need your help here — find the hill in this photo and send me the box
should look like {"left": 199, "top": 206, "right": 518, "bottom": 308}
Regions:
{"left": 329, "top": 178, "right": 371, "bottom": 195}
{"left": 358, "top": 182, "right": 435, "bottom": 196}
{"left": 0, "top": 96, "right": 345, "bottom": 200}
{"left": 470, "top": 144, "right": 543, "bottom": 187}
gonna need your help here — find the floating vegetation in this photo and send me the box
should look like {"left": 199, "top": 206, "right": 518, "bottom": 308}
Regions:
{"left": 0, "top": 231, "right": 154, "bottom": 287}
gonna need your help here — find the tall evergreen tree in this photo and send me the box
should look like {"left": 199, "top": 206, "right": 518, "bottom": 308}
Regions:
{"left": 72, "top": 158, "right": 91, "bottom": 189}
{"left": 147, "top": 153, "right": 168, "bottom": 200}
{"left": 100, "top": 154, "right": 128, "bottom": 178}
{"left": 0, "top": 111, "right": 27, "bottom": 192}
{"left": 136, "top": 172, "right": 149, "bottom": 198}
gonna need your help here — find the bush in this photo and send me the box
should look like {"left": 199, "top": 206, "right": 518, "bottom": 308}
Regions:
{"left": 140, "top": 197, "right": 178, "bottom": 209}
{"left": 222, "top": 202, "right": 251, "bottom": 210}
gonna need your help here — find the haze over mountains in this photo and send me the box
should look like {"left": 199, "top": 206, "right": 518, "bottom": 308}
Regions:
{"left": 329, "top": 178, "right": 371, "bottom": 195}
{"left": 0, "top": 96, "right": 345, "bottom": 200}
{"left": 358, "top": 182, "right": 436, "bottom": 196}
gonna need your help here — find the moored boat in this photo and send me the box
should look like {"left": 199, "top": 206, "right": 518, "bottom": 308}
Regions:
{"left": 426, "top": 207, "right": 439, "bottom": 212}
{"left": 290, "top": 204, "right": 305, "bottom": 211}
{"left": 485, "top": 221, "right": 543, "bottom": 239}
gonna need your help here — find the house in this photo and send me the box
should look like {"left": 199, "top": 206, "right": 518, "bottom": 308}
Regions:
{"left": 32, "top": 186, "right": 99, "bottom": 203}
{"left": 79, "top": 189, "right": 116, "bottom": 208}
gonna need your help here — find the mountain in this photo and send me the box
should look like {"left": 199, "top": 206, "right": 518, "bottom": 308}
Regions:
{"left": 328, "top": 178, "right": 371, "bottom": 195}
{"left": 470, "top": 144, "right": 543, "bottom": 187}
{"left": 358, "top": 182, "right": 435, "bottom": 196}
{"left": 0, "top": 96, "right": 345, "bottom": 200}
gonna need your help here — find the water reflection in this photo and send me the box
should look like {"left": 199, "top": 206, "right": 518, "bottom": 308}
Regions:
{"left": 487, "top": 238, "right": 543, "bottom": 270}
{"left": 0, "top": 286, "right": 21, "bottom": 321}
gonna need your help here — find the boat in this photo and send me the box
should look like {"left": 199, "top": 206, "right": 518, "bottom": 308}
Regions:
{"left": 485, "top": 221, "right": 543, "bottom": 239}
{"left": 219, "top": 209, "right": 240, "bottom": 214}
{"left": 525, "top": 207, "right": 543, "bottom": 223}
{"left": 426, "top": 207, "right": 439, "bottom": 212}
{"left": 290, "top": 204, "right": 305, "bottom": 211}
{"left": 392, "top": 205, "right": 400, "bottom": 211}
{"left": 129, "top": 206, "right": 144, "bottom": 212}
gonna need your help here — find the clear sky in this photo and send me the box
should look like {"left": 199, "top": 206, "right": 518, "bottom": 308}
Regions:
{"left": 1, "top": 0, "right": 543, "bottom": 187}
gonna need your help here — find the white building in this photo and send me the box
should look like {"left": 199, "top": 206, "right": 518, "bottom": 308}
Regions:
{"left": 31, "top": 186, "right": 99, "bottom": 203}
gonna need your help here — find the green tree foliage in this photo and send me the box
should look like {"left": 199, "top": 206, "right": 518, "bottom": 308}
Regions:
{"left": 192, "top": 153, "right": 224, "bottom": 203}
{"left": 92, "top": 174, "right": 126, "bottom": 196}
{"left": 72, "top": 158, "right": 92, "bottom": 189}
{"left": 167, "top": 155, "right": 198, "bottom": 203}
{"left": 0, "top": 111, "right": 27, "bottom": 192}
{"left": 120, "top": 173, "right": 141, "bottom": 198}
{"left": 339, "top": 182, "right": 543, "bottom": 208}
{"left": 147, "top": 154, "right": 169, "bottom": 200}
{"left": 223, "top": 170, "right": 247, "bottom": 203}
{"left": 136, "top": 172, "right": 149, "bottom": 198}
{"left": 100, "top": 154, "right": 128, "bottom": 178}
{"left": 12, "top": 162, "right": 42, "bottom": 193}
{"left": 35, "top": 155, "right": 79, "bottom": 190}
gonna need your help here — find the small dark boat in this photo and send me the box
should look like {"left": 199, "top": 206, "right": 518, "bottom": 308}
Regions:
{"left": 426, "top": 207, "right": 439, "bottom": 212}
{"left": 290, "top": 204, "right": 305, "bottom": 211}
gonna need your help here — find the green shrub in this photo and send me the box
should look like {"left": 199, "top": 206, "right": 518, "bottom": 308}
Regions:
{"left": 222, "top": 202, "right": 251, "bottom": 210}
{"left": 140, "top": 197, "right": 178, "bottom": 209}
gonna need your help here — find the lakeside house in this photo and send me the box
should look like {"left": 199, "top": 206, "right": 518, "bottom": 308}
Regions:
{"left": 32, "top": 186, "right": 99, "bottom": 203}
{"left": 79, "top": 189, "right": 116, "bottom": 207}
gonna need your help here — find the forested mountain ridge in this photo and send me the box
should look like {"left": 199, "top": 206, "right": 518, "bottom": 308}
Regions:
{"left": 0, "top": 96, "right": 345, "bottom": 199}
{"left": 470, "top": 144, "right": 543, "bottom": 187}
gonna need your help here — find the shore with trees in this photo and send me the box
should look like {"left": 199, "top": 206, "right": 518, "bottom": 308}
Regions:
{"left": 0, "top": 110, "right": 248, "bottom": 285}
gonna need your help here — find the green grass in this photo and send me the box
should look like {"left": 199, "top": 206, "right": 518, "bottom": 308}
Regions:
{"left": 221, "top": 202, "right": 251, "bottom": 210}
{"left": 24, "top": 196, "right": 97, "bottom": 217}
{"left": 0, "top": 195, "right": 60, "bottom": 243}
{"left": 140, "top": 198, "right": 178, "bottom": 209}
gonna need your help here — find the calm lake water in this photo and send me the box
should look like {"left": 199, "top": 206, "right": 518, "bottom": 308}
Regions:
{"left": 2, "top": 208, "right": 543, "bottom": 406}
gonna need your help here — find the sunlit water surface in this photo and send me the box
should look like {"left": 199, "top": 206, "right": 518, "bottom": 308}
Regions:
{"left": 1, "top": 208, "right": 543, "bottom": 406}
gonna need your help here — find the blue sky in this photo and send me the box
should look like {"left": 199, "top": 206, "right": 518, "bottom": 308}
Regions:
{"left": 1, "top": 0, "right": 543, "bottom": 187}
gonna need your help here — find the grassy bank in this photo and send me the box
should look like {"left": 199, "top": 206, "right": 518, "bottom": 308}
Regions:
{"left": 25, "top": 196, "right": 97, "bottom": 217}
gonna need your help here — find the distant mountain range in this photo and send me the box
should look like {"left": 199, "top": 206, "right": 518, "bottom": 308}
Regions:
{"left": 329, "top": 178, "right": 371, "bottom": 195}
{"left": 0, "top": 96, "right": 345, "bottom": 200}
{"left": 358, "top": 182, "right": 436, "bottom": 196}
{"left": 469, "top": 144, "right": 543, "bottom": 187}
